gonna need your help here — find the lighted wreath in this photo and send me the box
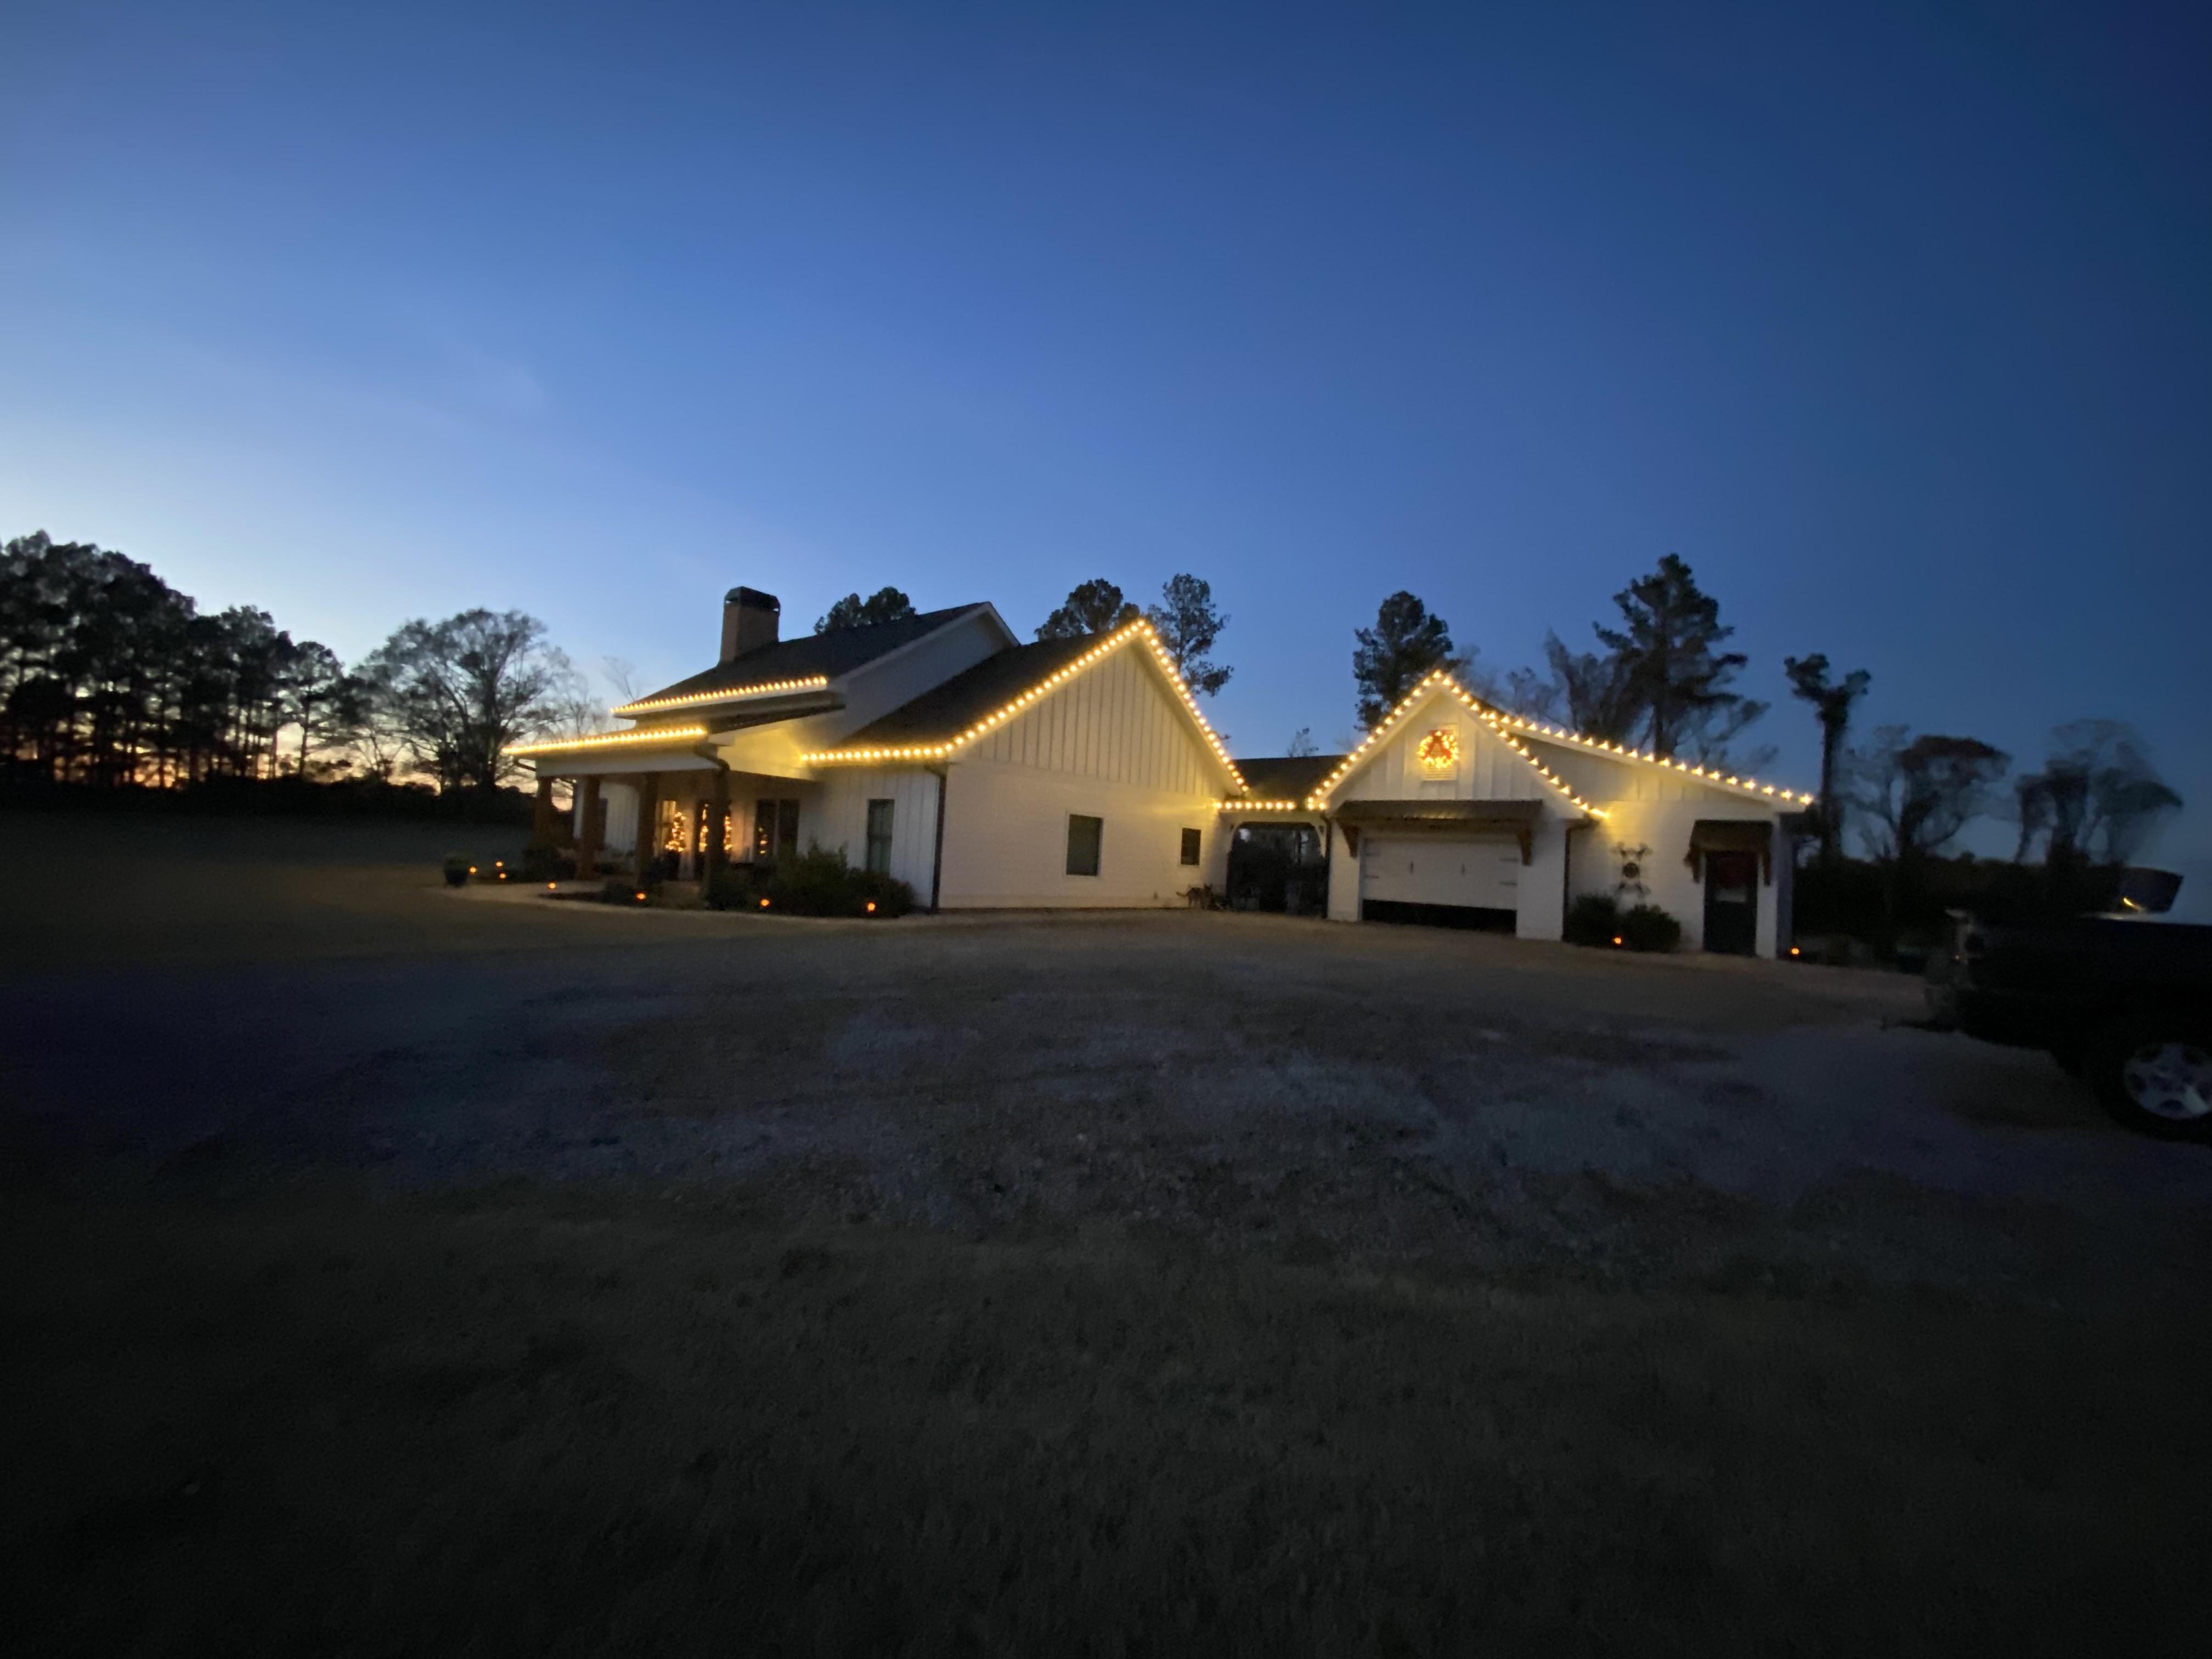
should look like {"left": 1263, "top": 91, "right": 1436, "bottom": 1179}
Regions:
{"left": 1416, "top": 727, "right": 1460, "bottom": 775}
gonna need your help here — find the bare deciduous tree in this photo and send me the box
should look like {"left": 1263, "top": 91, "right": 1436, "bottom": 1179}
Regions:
{"left": 1847, "top": 726, "right": 2010, "bottom": 862}
{"left": 2013, "top": 720, "right": 2181, "bottom": 865}
{"left": 358, "top": 610, "right": 584, "bottom": 791}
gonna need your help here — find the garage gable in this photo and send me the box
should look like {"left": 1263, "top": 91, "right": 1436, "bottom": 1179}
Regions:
{"left": 1308, "top": 674, "right": 1604, "bottom": 819}
{"left": 1302, "top": 671, "right": 1818, "bottom": 820}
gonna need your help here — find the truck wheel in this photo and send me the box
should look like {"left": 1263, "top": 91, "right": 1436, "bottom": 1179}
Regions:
{"left": 2089, "top": 1031, "right": 2212, "bottom": 1141}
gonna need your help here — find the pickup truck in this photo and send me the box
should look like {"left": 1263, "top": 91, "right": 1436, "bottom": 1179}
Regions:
{"left": 1925, "top": 871, "right": 2212, "bottom": 1140}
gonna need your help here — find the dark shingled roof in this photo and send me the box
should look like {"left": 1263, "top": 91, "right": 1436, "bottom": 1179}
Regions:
{"left": 1233, "top": 755, "right": 1345, "bottom": 801}
{"left": 840, "top": 635, "right": 1102, "bottom": 745}
{"left": 628, "top": 603, "right": 992, "bottom": 709}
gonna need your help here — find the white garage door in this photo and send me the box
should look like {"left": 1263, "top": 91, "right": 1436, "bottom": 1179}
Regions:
{"left": 1359, "top": 834, "right": 1520, "bottom": 910}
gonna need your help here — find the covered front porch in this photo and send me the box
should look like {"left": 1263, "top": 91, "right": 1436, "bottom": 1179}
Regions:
{"left": 523, "top": 740, "right": 821, "bottom": 884}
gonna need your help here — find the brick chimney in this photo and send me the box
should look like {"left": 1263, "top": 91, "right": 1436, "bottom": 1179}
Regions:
{"left": 720, "top": 587, "right": 780, "bottom": 663}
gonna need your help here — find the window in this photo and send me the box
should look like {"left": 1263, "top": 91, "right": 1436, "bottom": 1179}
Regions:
{"left": 1065, "top": 814, "right": 1103, "bottom": 877}
{"left": 1179, "top": 827, "right": 1201, "bottom": 866}
{"left": 754, "top": 798, "right": 802, "bottom": 861}
{"left": 865, "top": 799, "right": 895, "bottom": 874}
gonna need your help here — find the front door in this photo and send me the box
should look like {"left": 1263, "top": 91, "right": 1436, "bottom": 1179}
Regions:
{"left": 1702, "top": 851, "right": 1759, "bottom": 955}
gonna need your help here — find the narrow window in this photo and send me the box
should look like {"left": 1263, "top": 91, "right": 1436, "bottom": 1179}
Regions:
{"left": 755, "top": 798, "right": 803, "bottom": 860}
{"left": 865, "top": 799, "right": 895, "bottom": 874}
{"left": 1179, "top": 827, "right": 1201, "bottom": 866}
{"left": 1066, "top": 814, "right": 1103, "bottom": 877}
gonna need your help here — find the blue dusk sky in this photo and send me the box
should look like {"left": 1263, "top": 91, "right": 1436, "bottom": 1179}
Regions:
{"left": 3, "top": 3, "right": 2206, "bottom": 889}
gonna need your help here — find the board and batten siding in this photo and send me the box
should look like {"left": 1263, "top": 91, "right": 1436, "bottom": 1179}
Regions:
{"left": 811, "top": 768, "right": 943, "bottom": 897}
{"left": 571, "top": 780, "right": 639, "bottom": 851}
{"left": 1534, "top": 740, "right": 1788, "bottom": 955}
{"left": 934, "top": 644, "right": 1227, "bottom": 907}
{"left": 1332, "top": 701, "right": 1550, "bottom": 805}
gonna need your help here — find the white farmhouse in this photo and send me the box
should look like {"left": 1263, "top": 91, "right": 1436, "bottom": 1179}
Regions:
{"left": 1229, "top": 670, "right": 1808, "bottom": 956}
{"left": 514, "top": 588, "right": 1810, "bottom": 953}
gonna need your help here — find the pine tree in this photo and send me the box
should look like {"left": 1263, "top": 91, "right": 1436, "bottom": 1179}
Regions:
{"left": 1351, "top": 592, "right": 1459, "bottom": 730}
{"left": 1036, "top": 579, "right": 1139, "bottom": 640}
{"left": 1593, "top": 554, "right": 1760, "bottom": 759}
{"left": 1144, "top": 574, "right": 1232, "bottom": 696}
{"left": 814, "top": 588, "right": 916, "bottom": 633}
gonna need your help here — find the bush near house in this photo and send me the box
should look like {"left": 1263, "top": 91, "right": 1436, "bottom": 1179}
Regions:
{"left": 1618, "top": 904, "right": 1683, "bottom": 953}
{"left": 1565, "top": 893, "right": 1622, "bottom": 947}
{"left": 520, "top": 844, "right": 567, "bottom": 883}
{"left": 1565, "top": 893, "right": 1681, "bottom": 952}
{"left": 705, "top": 846, "right": 915, "bottom": 918}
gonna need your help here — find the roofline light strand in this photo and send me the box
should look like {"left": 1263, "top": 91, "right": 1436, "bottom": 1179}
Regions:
{"left": 1297, "top": 670, "right": 1812, "bottom": 809}
{"left": 609, "top": 674, "right": 830, "bottom": 718}
{"left": 505, "top": 725, "right": 709, "bottom": 757}
{"left": 800, "top": 622, "right": 1248, "bottom": 791}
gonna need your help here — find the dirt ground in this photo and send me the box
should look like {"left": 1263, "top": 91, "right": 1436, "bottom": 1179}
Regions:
{"left": 4, "top": 812, "right": 2209, "bottom": 1655}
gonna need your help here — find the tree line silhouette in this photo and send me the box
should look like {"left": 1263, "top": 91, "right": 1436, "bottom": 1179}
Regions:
{"left": 1, "top": 531, "right": 594, "bottom": 795}
{"left": 5, "top": 528, "right": 2186, "bottom": 896}
{"left": 1334, "top": 552, "right": 2181, "bottom": 877}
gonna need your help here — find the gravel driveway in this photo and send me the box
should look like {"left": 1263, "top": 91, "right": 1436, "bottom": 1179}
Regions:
{"left": 10, "top": 831, "right": 2205, "bottom": 1307}
{"left": 7, "top": 815, "right": 2210, "bottom": 1656}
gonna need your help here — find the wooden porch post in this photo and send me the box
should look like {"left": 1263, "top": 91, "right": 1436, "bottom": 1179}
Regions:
{"left": 577, "top": 775, "right": 602, "bottom": 879}
{"left": 634, "top": 772, "right": 661, "bottom": 877}
{"left": 702, "top": 767, "right": 730, "bottom": 882}
{"left": 531, "top": 776, "right": 558, "bottom": 847}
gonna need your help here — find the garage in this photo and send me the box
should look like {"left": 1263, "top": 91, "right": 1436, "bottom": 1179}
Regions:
{"left": 1359, "top": 832, "right": 1521, "bottom": 929}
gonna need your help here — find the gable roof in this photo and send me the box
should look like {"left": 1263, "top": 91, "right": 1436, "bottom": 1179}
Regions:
{"left": 1304, "top": 670, "right": 1813, "bottom": 814}
{"left": 614, "top": 603, "right": 999, "bottom": 718}
{"left": 1232, "top": 754, "right": 1345, "bottom": 804}
{"left": 838, "top": 634, "right": 1096, "bottom": 744}
{"left": 1479, "top": 706, "right": 1815, "bottom": 807}
{"left": 803, "top": 620, "right": 1246, "bottom": 789}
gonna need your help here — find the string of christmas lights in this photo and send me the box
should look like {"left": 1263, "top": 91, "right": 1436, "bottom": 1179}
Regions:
{"left": 609, "top": 674, "right": 830, "bottom": 717}
{"left": 1296, "top": 670, "right": 1814, "bottom": 811}
{"left": 505, "top": 724, "right": 708, "bottom": 757}
{"left": 800, "top": 621, "right": 1249, "bottom": 791}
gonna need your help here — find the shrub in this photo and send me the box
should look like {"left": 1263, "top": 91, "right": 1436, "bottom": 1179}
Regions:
{"left": 1565, "top": 893, "right": 1621, "bottom": 946}
{"left": 521, "top": 844, "right": 566, "bottom": 883}
{"left": 708, "top": 846, "right": 915, "bottom": 917}
{"left": 703, "top": 863, "right": 762, "bottom": 912}
{"left": 1618, "top": 903, "right": 1682, "bottom": 953}
{"left": 601, "top": 876, "right": 651, "bottom": 905}
{"left": 441, "top": 854, "right": 471, "bottom": 888}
